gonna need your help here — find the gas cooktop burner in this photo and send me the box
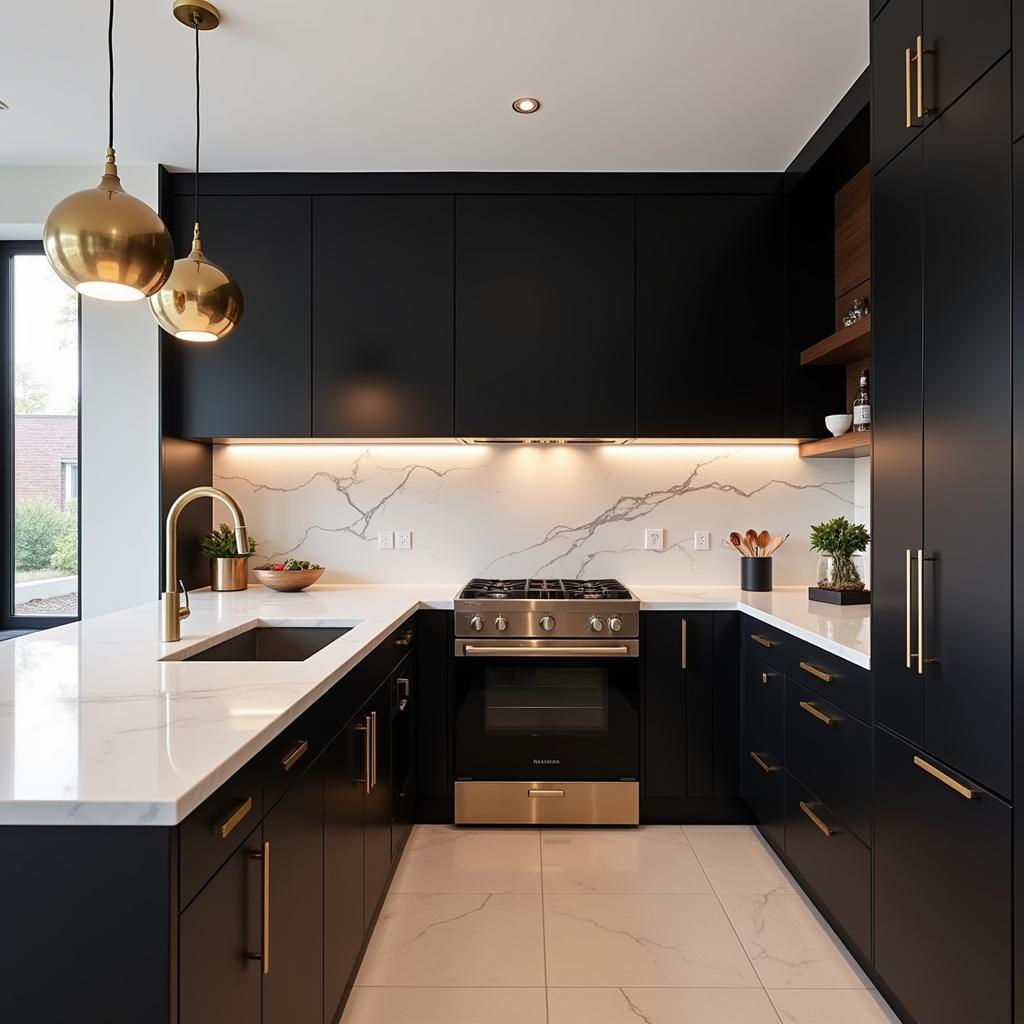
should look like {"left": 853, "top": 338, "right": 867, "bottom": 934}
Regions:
{"left": 459, "top": 578, "right": 633, "bottom": 601}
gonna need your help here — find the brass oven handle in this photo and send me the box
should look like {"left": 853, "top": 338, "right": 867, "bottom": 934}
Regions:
{"left": 356, "top": 716, "right": 371, "bottom": 794}
{"left": 905, "top": 45, "right": 913, "bottom": 127}
{"left": 528, "top": 789, "right": 565, "bottom": 797}
{"left": 750, "top": 751, "right": 780, "bottom": 774}
{"left": 799, "top": 801, "right": 834, "bottom": 837}
{"left": 280, "top": 738, "right": 309, "bottom": 772}
{"left": 799, "top": 700, "right": 837, "bottom": 726}
{"left": 370, "top": 710, "right": 378, "bottom": 790}
{"left": 914, "top": 755, "right": 977, "bottom": 800}
{"left": 750, "top": 633, "right": 773, "bottom": 649}
{"left": 680, "top": 618, "right": 688, "bottom": 669}
{"left": 799, "top": 661, "right": 832, "bottom": 684}
{"left": 248, "top": 840, "right": 271, "bottom": 974}
{"left": 462, "top": 645, "right": 631, "bottom": 656}
{"left": 212, "top": 796, "right": 253, "bottom": 839}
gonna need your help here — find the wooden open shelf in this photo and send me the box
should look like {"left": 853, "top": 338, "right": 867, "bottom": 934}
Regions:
{"left": 799, "top": 429, "right": 871, "bottom": 459}
{"left": 800, "top": 314, "right": 871, "bottom": 367}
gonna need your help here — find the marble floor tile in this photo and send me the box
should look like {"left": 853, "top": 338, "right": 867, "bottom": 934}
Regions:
{"left": 544, "top": 893, "right": 761, "bottom": 988}
{"left": 683, "top": 825, "right": 796, "bottom": 895}
{"left": 391, "top": 826, "right": 541, "bottom": 893}
{"left": 354, "top": 893, "right": 545, "bottom": 987}
{"left": 720, "top": 891, "right": 872, "bottom": 990}
{"left": 547, "top": 987, "right": 782, "bottom": 1024}
{"left": 541, "top": 826, "right": 712, "bottom": 894}
{"left": 341, "top": 987, "right": 548, "bottom": 1024}
{"left": 769, "top": 988, "right": 902, "bottom": 1023}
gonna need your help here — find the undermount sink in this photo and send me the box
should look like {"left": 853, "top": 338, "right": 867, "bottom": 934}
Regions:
{"left": 180, "top": 626, "right": 351, "bottom": 663}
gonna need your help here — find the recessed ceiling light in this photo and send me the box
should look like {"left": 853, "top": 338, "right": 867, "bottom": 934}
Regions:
{"left": 0, "top": 100, "right": 8, "bottom": 111}
{"left": 512, "top": 96, "right": 540, "bottom": 114}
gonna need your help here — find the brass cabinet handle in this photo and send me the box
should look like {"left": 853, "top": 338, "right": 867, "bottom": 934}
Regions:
{"left": 915, "top": 35, "right": 934, "bottom": 120}
{"left": 750, "top": 751, "right": 780, "bottom": 774}
{"left": 212, "top": 796, "right": 253, "bottom": 839}
{"left": 917, "top": 548, "right": 925, "bottom": 676}
{"left": 395, "top": 629, "right": 413, "bottom": 647}
{"left": 799, "top": 661, "right": 832, "bottom": 684}
{"left": 799, "top": 700, "right": 837, "bottom": 726}
{"left": 280, "top": 738, "right": 308, "bottom": 772}
{"left": 905, "top": 45, "right": 913, "bottom": 127}
{"left": 370, "top": 710, "right": 378, "bottom": 790}
{"left": 248, "top": 841, "right": 271, "bottom": 974}
{"left": 799, "top": 800, "right": 834, "bottom": 837}
{"left": 761, "top": 671, "right": 769, "bottom": 684}
{"left": 913, "top": 755, "right": 978, "bottom": 800}
{"left": 356, "top": 716, "right": 371, "bottom": 794}
{"left": 528, "top": 788, "right": 565, "bottom": 797}
{"left": 750, "top": 633, "right": 773, "bottom": 649}
{"left": 906, "top": 549, "right": 913, "bottom": 668}
{"left": 680, "top": 618, "right": 688, "bottom": 669}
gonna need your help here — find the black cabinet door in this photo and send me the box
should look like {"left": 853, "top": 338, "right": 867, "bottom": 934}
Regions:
{"left": 1014, "top": 135, "right": 1024, "bottom": 1024}
{"left": 922, "top": 59, "right": 1012, "bottom": 796}
{"left": 874, "top": 727, "right": 1011, "bottom": 1024}
{"left": 262, "top": 761, "right": 324, "bottom": 1024}
{"left": 323, "top": 715, "right": 366, "bottom": 1024}
{"left": 179, "top": 829, "right": 263, "bottom": 1024}
{"left": 454, "top": 195, "right": 635, "bottom": 439}
{"left": 363, "top": 682, "right": 393, "bottom": 925}
{"left": 871, "top": 0, "right": 923, "bottom": 170}
{"left": 637, "top": 196, "right": 783, "bottom": 437}
{"left": 391, "top": 658, "right": 415, "bottom": 855}
{"left": 643, "top": 613, "right": 688, "bottom": 801}
{"left": 312, "top": 197, "right": 454, "bottom": 437}
{"left": 162, "top": 195, "right": 312, "bottom": 438}
{"left": 415, "top": 610, "right": 452, "bottom": 818}
{"left": 872, "top": 139, "right": 924, "bottom": 743}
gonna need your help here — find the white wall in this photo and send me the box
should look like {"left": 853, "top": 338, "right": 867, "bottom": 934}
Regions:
{"left": 0, "top": 164, "right": 162, "bottom": 616}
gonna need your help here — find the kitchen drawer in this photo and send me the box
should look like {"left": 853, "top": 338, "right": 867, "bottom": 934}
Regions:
{"left": 742, "top": 616, "right": 788, "bottom": 672}
{"left": 179, "top": 760, "right": 263, "bottom": 911}
{"left": 743, "top": 651, "right": 784, "bottom": 756}
{"left": 742, "top": 745, "right": 785, "bottom": 852}
{"left": 260, "top": 698, "right": 334, "bottom": 813}
{"left": 387, "top": 616, "right": 416, "bottom": 671}
{"left": 786, "top": 637, "right": 870, "bottom": 722}
{"left": 785, "top": 775, "right": 871, "bottom": 960}
{"left": 786, "top": 679, "right": 872, "bottom": 844}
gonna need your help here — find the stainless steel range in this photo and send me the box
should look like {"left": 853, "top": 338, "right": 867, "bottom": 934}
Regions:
{"left": 452, "top": 578, "right": 641, "bottom": 825}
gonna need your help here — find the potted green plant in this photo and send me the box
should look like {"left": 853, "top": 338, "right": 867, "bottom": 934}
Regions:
{"left": 200, "top": 522, "right": 257, "bottom": 592}
{"left": 808, "top": 516, "right": 871, "bottom": 605}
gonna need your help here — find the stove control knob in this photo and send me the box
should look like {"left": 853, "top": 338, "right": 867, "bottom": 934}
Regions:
{"left": 494, "top": 615, "right": 509, "bottom": 632}
{"left": 539, "top": 615, "right": 556, "bottom": 632}
{"left": 588, "top": 616, "right": 605, "bottom": 632}
{"left": 607, "top": 616, "right": 623, "bottom": 633}
{"left": 470, "top": 615, "right": 485, "bottom": 632}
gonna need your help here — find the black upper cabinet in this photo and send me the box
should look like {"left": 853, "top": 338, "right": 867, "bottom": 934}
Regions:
{"left": 872, "top": 0, "right": 924, "bottom": 170}
{"left": 454, "top": 195, "right": 636, "bottom": 439}
{"left": 163, "top": 195, "right": 312, "bottom": 438}
{"left": 637, "top": 196, "right": 783, "bottom": 437}
{"left": 312, "top": 197, "right": 454, "bottom": 437}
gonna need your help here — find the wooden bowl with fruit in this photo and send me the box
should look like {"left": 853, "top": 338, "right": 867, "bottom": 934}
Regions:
{"left": 253, "top": 559, "right": 325, "bottom": 593}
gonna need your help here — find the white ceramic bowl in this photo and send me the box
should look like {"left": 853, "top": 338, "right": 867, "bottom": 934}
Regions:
{"left": 825, "top": 414, "right": 853, "bottom": 437}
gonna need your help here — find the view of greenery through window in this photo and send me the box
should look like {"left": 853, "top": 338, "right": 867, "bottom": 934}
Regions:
{"left": 12, "top": 254, "right": 79, "bottom": 617}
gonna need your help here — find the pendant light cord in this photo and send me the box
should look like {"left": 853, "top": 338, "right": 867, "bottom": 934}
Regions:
{"left": 107, "top": 0, "right": 114, "bottom": 149}
{"left": 194, "top": 16, "right": 201, "bottom": 224}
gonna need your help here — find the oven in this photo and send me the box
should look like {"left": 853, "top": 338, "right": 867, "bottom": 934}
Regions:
{"left": 452, "top": 637, "right": 640, "bottom": 824}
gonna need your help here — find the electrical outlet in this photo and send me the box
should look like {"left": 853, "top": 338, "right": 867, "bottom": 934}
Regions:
{"left": 378, "top": 531, "right": 394, "bottom": 550}
{"left": 694, "top": 530, "right": 710, "bottom": 551}
{"left": 644, "top": 528, "right": 664, "bottom": 552}
{"left": 396, "top": 530, "right": 412, "bottom": 550}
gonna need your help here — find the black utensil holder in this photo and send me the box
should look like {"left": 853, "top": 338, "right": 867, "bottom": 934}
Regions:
{"left": 741, "top": 558, "right": 772, "bottom": 592}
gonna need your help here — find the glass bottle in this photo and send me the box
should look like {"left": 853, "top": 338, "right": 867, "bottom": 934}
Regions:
{"left": 853, "top": 369, "right": 871, "bottom": 432}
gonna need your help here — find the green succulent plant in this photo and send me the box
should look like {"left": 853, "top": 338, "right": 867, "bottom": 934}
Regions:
{"left": 200, "top": 523, "right": 257, "bottom": 559}
{"left": 809, "top": 516, "right": 870, "bottom": 590}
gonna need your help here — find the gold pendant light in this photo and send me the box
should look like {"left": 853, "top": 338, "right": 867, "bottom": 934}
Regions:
{"left": 44, "top": 0, "right": 174, "bottom": 301}
{"left": 149, "top": 1, "right": 243, "bottom": 342}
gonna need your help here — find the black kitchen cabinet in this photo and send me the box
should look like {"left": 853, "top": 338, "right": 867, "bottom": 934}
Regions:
{"left": 636, "top": 195, "right": 784, "bottom": 437}
{"left": 263, "top": 762, "right": 324, "bottom": 1024}
{"left": 874, "top": 727, "right": 1011, "bottom": 1024}
{"left": 1016, "top": 0, "right": 1024, "bottom": 140}
{"left": 363, "top": 681, "right": 393, "bottom": 925}
{"left": 872, "top": 0, "right": 925, "bottom": 170}
{"left": 454, "top": 195, "right": 635, "bottom": 439}
{"left": 162, "top": 195, "right": 313, "bottom": 438}
{"left": 740, "top": 650, "right": 786, "bottom": 850}
{"left": 391, "top": 657, "right": 415, "bottom": 854}
{"left": 312, "top": 197, "right": 454, "bottom": 437}
{"left": 1014, "top": 135, "right": 1024, "bottom": 1024}
{"left": 414, "top": 610, "right": 453, "bottom": 822}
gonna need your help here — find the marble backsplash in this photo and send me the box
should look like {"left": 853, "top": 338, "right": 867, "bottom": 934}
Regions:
{"left": 212, "top": 443, "right": 862, "bottom": 586}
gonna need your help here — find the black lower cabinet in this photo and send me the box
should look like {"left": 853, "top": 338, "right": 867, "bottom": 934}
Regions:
{"left": 363, "top": 681, "right": 393, "bottom": 926}
{"left": 874, "top": 727, "right": 1011, "bottom": 1024}
{"left": 740, "top": 651, "right": 785, "bottom": 850}
{"left": 391, "top": 657, "right": 415, "bottom": 854}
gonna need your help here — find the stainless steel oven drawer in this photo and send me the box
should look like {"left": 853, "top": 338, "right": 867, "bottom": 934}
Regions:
{"left": 455, "top": 780, "right": 639, "bottom": 825}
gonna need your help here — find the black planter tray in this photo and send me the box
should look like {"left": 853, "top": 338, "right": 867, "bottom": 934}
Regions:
{"left": 808, "top": 586, "right": 871, "bottom": 606}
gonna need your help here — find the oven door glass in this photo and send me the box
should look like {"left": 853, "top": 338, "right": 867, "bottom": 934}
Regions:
{"left": 455, "top": 655, "right": 639, "bottom": 781}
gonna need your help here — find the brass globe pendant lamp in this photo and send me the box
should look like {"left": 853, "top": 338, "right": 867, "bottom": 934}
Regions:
{"left": 44, "top": 0, "right": 174, "bottom": 300}
{"left": 149, "top": 0, "right": 243, "bottom": 342}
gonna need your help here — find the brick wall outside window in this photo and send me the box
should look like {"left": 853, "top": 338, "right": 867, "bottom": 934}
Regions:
{"left": 14, "top": 415, "right": 78, "bottom": 508}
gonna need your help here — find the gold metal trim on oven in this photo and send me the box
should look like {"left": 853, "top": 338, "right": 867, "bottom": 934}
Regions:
{"left": 799, "top": 661, "right": 832, "bottom": 684}
{"left": 455, "top": 781, "right": 638, "bottom": 825}
{"left": 913, "top": 755, "right": 978, "bottom": 800}
{"left": 456, "top": 639, "right": 637, "bottom": 658}
{"left": 212, "top": 796, "right": 252, "bottom": 839}
{"left": 750, "top": 751, "right": 780, "bottom": 774}
{"left": 750, "top": 633, "right": 773, "bottom": 649}
{"left": 528, "top": 788, "right": 565, "bottom": 798}
{"left": 799, "top": 800, "right": 834, "bottom": 837}
{"left": 280, "top": 739, "right": 308, "bottom": 772}
{"left": 799, "top": 700, "right": 837, "bottom": 726}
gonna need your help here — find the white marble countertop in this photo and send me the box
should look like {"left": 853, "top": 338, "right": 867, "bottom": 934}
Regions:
{"left": 0, "top": 582, "right": 868, "bottom": 827}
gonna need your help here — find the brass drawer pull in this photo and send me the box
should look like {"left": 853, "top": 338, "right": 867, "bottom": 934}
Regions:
{"left": 280, "top": 738, "right": 309, "bottom": 772}
{"left": 914, "top": 755, "right": 978, "bottom": 800}
{"left": 395, "top": 629, "right": 413, "bottom": 647}
{"left": 750, "top": 751, "right": 780, "bottom": 774}
{"left": 528, "top": 788, "right": 565, "bottom": 797}
{"left": 212, "top": 796, "right": 253, "bottom": 839}
{"left": 799, "top": 800, "right": 834, "bottom": 837}
{"left": 799, "top": 700, "right": 837, "bottom": 726}
{"left": 761, "top": 671, "right": 769, "bottom": 684}
{"left": 750, "top": 633, "right": 774, "bottom": 649}
{"left": 799, "top": 661, "right": 832, "bottom": 684}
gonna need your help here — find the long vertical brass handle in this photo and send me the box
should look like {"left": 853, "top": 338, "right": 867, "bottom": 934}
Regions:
{"left": 261, "top": 840, "right": 270, "bottom": 975}
{"left": 905, "top": 46, "right": 913, "bottom": 127}
{"left": 356, "top": 717, "right": 371, "bottom": 795}
{"left": 680, "top": 618, "right": 688, "bottom": 669}
{"left": 370, "top": 710, "right": 378, "bottom": 789}
{"left": 917, "top": 548, "right": 925, "bottom": 676}
{"left": 916, "top": 35, "right": 931, "bottom": 120}
{"left": 906, "top": 549, "right": 913, "bottom": 668}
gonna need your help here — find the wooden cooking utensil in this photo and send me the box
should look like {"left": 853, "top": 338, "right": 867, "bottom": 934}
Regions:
{"left": 729, "top": 532, "right": 747, "bottom": 556}
{"left": 745, "top": 529, "right": 759, "bottom": 556}
{"left": 757, "top": 530, "right": 771, "bottom": 556}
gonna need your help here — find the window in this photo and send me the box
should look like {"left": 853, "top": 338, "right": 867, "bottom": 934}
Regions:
{"left": 1, "top": 242, "right": 81, "bottom": 629}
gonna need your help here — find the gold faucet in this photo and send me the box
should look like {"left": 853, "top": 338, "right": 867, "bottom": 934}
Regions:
{"left": 162, "top": 486, "right": 249, "bottom": 642}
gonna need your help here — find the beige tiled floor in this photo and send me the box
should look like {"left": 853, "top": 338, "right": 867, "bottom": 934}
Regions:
{"left": 343, "top": 824, "right": 900, "bottom": 1024}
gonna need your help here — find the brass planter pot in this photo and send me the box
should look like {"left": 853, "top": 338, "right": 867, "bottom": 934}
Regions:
{"left": 211, "top": 557, "right": 249, "bottom": 592}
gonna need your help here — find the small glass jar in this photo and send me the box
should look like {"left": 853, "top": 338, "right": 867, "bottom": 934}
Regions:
{"left": 816, "top": 553, "right": 866, "bottom": 591}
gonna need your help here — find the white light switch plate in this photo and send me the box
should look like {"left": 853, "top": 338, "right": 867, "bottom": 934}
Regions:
{"left": 396, "top": 530, "right": 412, "bottom": 550}
{"left": 694, "top": 530, "right": 710, "bottom": 551}
{"left": 378, "top": 531, "right": 394, "bottom": 550}
{"left": 644, "top": 528, "right": 664, "bottom": 551}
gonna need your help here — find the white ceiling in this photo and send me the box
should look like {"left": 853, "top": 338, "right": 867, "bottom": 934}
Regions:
{"left": 1, "top": 1, "right": 867, "bottom": 173}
